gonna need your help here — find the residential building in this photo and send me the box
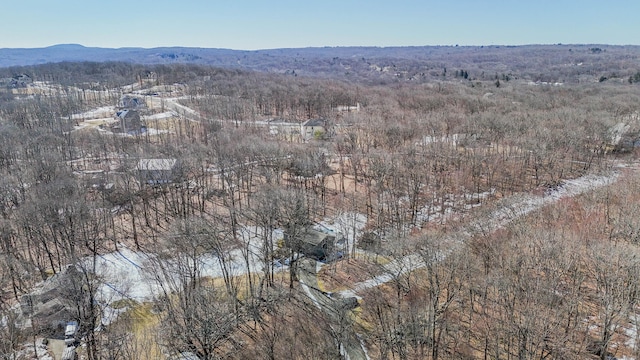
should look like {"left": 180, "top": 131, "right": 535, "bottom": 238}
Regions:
{"left": 137, "top": 158, "right": 178, "bottom": 185}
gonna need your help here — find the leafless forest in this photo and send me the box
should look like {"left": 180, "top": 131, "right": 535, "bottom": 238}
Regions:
{"left": 1, "top": 46, "right": 640, "bottom": 359}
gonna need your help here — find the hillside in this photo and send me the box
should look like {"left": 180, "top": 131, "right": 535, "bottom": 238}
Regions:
{"left": 1, "top": 51, "right": 640, "bottom": 359}
{"left": 1, "top": 44, "right": 640, "bottom": 84}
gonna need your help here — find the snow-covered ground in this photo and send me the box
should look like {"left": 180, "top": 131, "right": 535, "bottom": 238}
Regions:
{"left": 143, "top": 111, "right": 178, "bottom": 120}
{"left": 70, "top": 106, "right": 115, "bottom": 120}
{"left": 153, "top": 97, "right": 202, "bottom": 122}
{"left": 338, "top": 253, "right": 424, "bottom": 299}
{"left": 90, "top": 213, "right": 368, "bottom": 310}
{"left": 90, "top": 245, "right": 264, "bottom": 325}
{"left": 414, "top": 188, "right": 496, "bottom": 225}
{"left": 626, "top": 312, "right": 640, "bottom": 356}
{"left": 95, "top": 127, "right": 172, "bottom": 136}
{"left": 92, "top": 228, "right": 280, "bottom": 305}
{"left": 13, "top": 339, "right": 53, "bottom": 360}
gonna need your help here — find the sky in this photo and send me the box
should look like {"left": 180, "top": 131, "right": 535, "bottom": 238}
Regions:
{"left": 1, "top": 0, "right": 638, "bottom": 50}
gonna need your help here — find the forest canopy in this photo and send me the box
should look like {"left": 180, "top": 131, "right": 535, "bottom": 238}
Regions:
{"left": 0, "top": 52, "right": 640, "bottom": 359}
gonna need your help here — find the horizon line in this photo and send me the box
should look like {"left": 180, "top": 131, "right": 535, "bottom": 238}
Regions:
{"left": 2, "top": 42, "right": 639, "bottom": 52}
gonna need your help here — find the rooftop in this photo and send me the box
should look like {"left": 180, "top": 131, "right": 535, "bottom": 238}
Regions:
{"left": 137, "top": 158, "right": 177, "bottom": 171}
{"left": 303, "top": 118, "right": 325, "bottom": 127}
{"left": 301, "top": 228, "right": 332, "bottom": 246}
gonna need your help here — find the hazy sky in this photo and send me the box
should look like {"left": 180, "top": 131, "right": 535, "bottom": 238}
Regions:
{"left": 2, "top": 0, "right": 638, "bottom": 49}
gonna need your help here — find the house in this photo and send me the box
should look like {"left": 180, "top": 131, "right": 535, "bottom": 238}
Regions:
{"left": 137, "top": 158, "right": 178, "bottom": 185}
{"left": 606, "top": 122, "right": 640, "bottom": 153}
{"left": 267, "top": 118, "right": 301, "bottom": 139}
{"left": 301, "top": 118, "right": 327, "bottom": 141}
{"left": 11, "top": 74, "right": 32, "bottom": 88}
{"left": 285, "top": 227, "right": 336, "bottom": 260}
{"left": 112, "top": 109, "right": 145, "bottom": 134}
{"left": 119, "top": 95, "right": 147, "bottom": 109}
{"left": 0, "top": 74, "right": 32, "bottom": 88}
{"left": 17, "top": 265, "right": 84, "bottom": 334}
{"left": 334, "top": 103, "right": 360, "bottom": 112}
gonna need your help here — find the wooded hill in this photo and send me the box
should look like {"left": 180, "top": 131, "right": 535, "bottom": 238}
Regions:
{"left": 0, "top": 53, "right": 639, "bottom": 359}
{"left": 1, "top": 44, "right": 640, "bottom": 85}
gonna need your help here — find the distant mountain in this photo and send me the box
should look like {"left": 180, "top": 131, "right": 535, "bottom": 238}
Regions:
{"left": 1, "top": 44, "right": 639, "bottom": 84}
{"left": 0, "top": 44, "right": 221, "bottom": 68}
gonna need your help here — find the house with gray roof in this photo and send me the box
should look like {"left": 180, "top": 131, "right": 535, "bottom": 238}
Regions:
{"left": 137, "top": 158, "right": 178, "bottom": 185}
{"left": 285, "top": 227, "right": 336, "bottom": 260}
{"left": 112, "top": 109, "right": 144, "bottom": 134}
{"left": 301, "top": 118, "right": 327, "bottom": 141}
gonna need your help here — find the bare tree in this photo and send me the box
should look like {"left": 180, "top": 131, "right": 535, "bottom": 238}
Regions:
{"left": 588, "top": 243, "right": 640, "bottom": 360}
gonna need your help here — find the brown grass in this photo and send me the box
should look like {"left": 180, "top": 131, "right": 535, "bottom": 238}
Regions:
{"left": 317, "top": 257, "right": 383, "bottom": 292}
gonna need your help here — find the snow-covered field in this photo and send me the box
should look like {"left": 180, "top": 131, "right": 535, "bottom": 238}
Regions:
{"left": 93, "top": 230, "right": 271, "bottom": 303}
{"left": 88, "top": 227, "right": 276, "bottom": 324}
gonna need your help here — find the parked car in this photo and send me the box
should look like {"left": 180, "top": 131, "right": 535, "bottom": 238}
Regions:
{"left": 64, "top": 321, "right": 78, "bottom": 346}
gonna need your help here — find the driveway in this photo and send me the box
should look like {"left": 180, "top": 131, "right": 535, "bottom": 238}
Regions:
{"left": 298, "top": 258, "right": 370, "bottom": 360}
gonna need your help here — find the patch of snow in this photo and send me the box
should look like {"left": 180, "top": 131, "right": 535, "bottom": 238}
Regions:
{"left": 96, "top": 127, "right": 171, "bottom": 136}
{"left": 626, "top": 312, "right": 640, "bottom": 351}
{"left": 338, "top": 253, "right": 424, "bottom": 298}
{"left": 90, "top": 247, "right": 159, "bottom": 303}
{"left": 71, "top": 106, "right": 115, "bottom": 120}
{"left": 16, "top": 339, "right": 53, "bottom": 360}
{"left": 416, "top": 133, "right": 469, "bottom": 147}
{"left": 609, "top": 122, "right": 631, "bottom": 146}
{"left": 527, "top": 81, "right": 564, "bottom": 86}
{"left": 144, "top": 127, "right": 172, "bottom": 135}
{"left": 91, "top": 226, "right": 286, "bottom": 307}
{"left": 357, "top": 333, "right": 373, "bottom": 360}
{"left": 299, "top": 278, "right": 322, "bottom": 310}
{"left": 143, "top": 111, "right": 178, "bottom": 120}
{"left": 415, "top": 189, "right": 495, "bottom": 226}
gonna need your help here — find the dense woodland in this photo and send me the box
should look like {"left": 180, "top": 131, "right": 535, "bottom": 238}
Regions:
{"left": 0, "top": 53, "right": 639, "bottom": 360}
